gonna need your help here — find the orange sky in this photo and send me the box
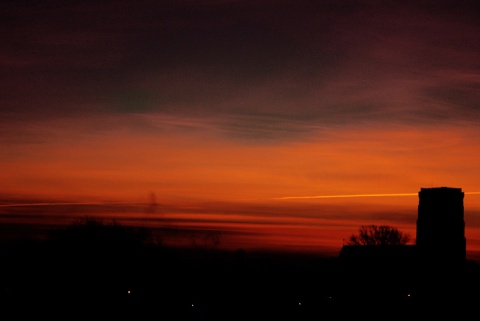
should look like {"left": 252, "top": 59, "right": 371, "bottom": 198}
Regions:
{"left": 2, "top": 115, "right": 480, "bottom": 260}
{"left": 2, "top": 1, "right": 480, "bottom": 261}
{"left": 4, "top": 115, "right": 480, "bottom": 201}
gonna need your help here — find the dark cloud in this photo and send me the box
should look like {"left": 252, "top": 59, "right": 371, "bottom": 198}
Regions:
{"left": 1, "top": 0, "right": 480, "bottom": 140}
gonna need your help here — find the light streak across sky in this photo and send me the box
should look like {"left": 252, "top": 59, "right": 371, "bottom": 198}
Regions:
{"left": 0, "top": 202, "right": 140, "bottom": 208}
{"left": 274, "top": 193, "right": 418, "bottom": 200}
{"left": 275, "top": 192, "right": 480, "bottom": 200}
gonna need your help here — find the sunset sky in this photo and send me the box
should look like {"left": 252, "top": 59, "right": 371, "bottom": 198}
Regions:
{"left": 1, "top": 0, "right": 480, "bottom": 260}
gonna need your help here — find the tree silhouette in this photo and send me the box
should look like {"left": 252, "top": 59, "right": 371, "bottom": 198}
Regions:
{"left": 46, "top": 216, "right": 154, "bottom": 250}
{"left": 347, "top": 224, "right": 410, "bottom": 246}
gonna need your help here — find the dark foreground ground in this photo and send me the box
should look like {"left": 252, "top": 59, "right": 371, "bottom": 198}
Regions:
{"left": 1, "top": 223, "right": 479, "bottom": 320}
{"left": 2, "top": 246, "right": 480, "bottom": 320}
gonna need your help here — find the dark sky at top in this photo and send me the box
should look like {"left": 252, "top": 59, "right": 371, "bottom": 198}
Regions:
{"left": 2, "top": 0, "right": 480, "bottom": 136}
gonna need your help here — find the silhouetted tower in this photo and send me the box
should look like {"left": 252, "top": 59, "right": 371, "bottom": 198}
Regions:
{"left": 416, "top": 187, "right": 466, "bottom": 265}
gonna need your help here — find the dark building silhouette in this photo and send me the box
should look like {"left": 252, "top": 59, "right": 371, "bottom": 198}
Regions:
{"left": 337, "top": 186, "right": 472, "bottom": 310}
{"left": 339, "top": 186, "right": 468, "bottom": 271}
{"left": 416, "top": 187, "right": 466, "bottom": 265}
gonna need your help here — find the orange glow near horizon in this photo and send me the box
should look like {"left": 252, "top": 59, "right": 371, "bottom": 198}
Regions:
{"left": 2, "top": 117, "right": 480, "bottom": 261}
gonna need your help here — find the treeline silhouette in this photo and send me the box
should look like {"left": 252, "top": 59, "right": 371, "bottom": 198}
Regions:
{"left": 1, "top": 218, "right": 479, "bottom": 320}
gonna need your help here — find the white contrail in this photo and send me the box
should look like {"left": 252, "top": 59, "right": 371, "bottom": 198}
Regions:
{"left": 275, "top": 191, "right": 480, "bottom": 200}
{"left": 0, "top": 201, "right": 139, "bottom": 207}
{"left": 274, "top": 193, "right": 418, "bottom": 200}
